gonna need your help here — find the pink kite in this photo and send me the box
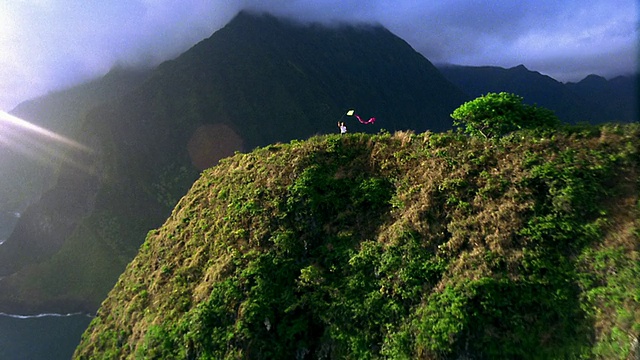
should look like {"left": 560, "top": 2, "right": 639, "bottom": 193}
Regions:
{"left": 354, "top": 114, "right": 376, "bottom": 124}
{"left": 346, "top": 109, "right": 375, "bottom": 124}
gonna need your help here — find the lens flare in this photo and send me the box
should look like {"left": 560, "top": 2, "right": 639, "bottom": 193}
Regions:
{"left": 0, "top": 110, "right": 94, "bottom": 171}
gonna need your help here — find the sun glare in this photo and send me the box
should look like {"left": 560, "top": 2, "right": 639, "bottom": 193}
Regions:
{"left": 0, "top": 110, "right": 94, "bottom": 170}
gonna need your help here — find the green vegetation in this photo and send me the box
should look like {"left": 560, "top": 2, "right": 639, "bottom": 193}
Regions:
{"left": 452, "top": 92, "right": 560, "bottom": 138}
{"left": 75, "top": 120, "right": 639, "bottom": 359}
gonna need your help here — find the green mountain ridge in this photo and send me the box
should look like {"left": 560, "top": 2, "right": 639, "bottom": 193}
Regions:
{"left": 75, "top": 124, "right": 639, "bottom": 359}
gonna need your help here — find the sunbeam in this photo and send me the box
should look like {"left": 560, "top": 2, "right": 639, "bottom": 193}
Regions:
{"left": 0, "top": 111, "right": 95, "bottom": 172}
{"left": 0, "top": 111, "right": 91, "bottom": 152}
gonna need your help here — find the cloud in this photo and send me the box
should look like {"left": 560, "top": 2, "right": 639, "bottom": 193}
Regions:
{"left": 0, "top": 0, "right": 637, "bottom": 110}
{"left": 379, "top": 0, "right": 639, "bottom": 81}
{"left": 0, "top": 0, "right": 242, "bottom": 110}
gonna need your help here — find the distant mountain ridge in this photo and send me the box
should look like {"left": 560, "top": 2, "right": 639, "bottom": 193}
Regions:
{"left": 11, "top": 67, "right": 152, "bottom": 136}
{"left": 0, "top": 11, "right": 468, "bottom": 314}
{"left": 438, "top": 64, "right": 638, "bottom": 123}
{"left": 0, "top": 67, "right": 151, "bottom": 217}
{"left": 566, "top": 73, "right": 638, "bottom": 122}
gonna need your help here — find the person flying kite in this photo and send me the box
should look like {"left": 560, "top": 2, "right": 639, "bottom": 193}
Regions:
{"left": 346, "top": 109, "right": 376, "bottom": 124}
{"left": 338, "top": 121, "right": 347, "bottom": 134}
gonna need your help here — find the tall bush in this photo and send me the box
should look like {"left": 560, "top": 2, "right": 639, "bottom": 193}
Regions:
{"left": 451, "top": 92, "right": 560, "bottom": 138}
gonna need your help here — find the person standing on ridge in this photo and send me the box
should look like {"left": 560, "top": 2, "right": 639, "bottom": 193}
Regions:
{"left": 338, "top": 121, "right": 347, "bottom": 134}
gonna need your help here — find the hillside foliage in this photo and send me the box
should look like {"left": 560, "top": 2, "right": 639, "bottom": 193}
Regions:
{"left": 74, "top": 122, "right": 639, "bottom": 359}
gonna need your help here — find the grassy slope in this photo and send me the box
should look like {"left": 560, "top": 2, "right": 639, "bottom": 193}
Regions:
{"left": 75, "top": 124, "right": 639, "bottom": 359}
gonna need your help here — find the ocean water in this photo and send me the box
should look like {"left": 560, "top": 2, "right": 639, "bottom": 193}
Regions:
{"left": 0, "top": 211, "right": 93, "bottom": 359}
{"left": 0, "top": 313, "right": 92, "bottom": 360}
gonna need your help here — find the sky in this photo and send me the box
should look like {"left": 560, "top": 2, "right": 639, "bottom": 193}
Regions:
{"left": 0, "top": 0, "right": 637, "bottom": 111}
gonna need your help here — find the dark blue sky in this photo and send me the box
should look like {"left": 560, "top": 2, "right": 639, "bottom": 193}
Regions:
{"left": 1, "top": 0, "right": 637, "bottom": 111}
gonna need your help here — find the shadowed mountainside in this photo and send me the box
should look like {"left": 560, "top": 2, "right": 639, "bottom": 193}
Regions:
{"left": 0, "top": 67, "right": 151, "bottom": 214}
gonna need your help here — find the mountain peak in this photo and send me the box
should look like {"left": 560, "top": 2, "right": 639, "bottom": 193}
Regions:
{"left": 577, "top": 74, "right": 608, "bottom": 85}
{"left": 225, "top": 9, "right": 383, "bottom": 34}
{"left": 166, "top": 9, "right": 466, "bottom": 141}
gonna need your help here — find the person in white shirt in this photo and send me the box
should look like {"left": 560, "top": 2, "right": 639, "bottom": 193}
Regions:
{"left": 338, "top": 121, "right": 347, "bottom": 134}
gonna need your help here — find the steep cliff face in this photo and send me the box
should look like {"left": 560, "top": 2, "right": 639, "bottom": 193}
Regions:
{"left": 75, "top": 124, "right": 639, "bottom": 359}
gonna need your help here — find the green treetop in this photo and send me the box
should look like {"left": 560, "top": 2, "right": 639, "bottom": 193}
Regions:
{"left": 451, "top": 92, "right": 560, "bottom": 138}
